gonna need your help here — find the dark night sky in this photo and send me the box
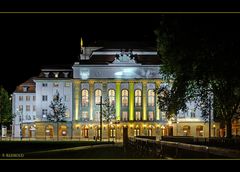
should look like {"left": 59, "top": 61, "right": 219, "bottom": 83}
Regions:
{"left": 0, "top": 0, "right": 239, "bottom": 93}
{"left": 0, "top": 13, "right": 163, "bottom": 93}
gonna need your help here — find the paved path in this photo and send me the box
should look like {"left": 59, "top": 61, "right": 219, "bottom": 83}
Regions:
{"left": 27, "top": 143, "right": 122, "bottom": 154}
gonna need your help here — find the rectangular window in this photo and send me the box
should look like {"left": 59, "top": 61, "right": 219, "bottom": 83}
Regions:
{"left": 65, "top": 110, "right": 70, "bottom": 118}
{"left": 65, "top": 82, "right": 70, "bottom": 87}
{"left": 110, "top": 129, "right": 116, "bottom": 138}
{"left": 64, "top": 95, "right": 69, "bottom": 102}
{"left": 121, "top": 90, "right": 128, "bottom": 107}
{"left": 42, "top": 95, "right": 48, "bottom": 101}
{"left": 135, "top": 90, "right": 142, "bottom": 107}
{"left": 42, "top": 83, "right": 48, "bottom": 87}
{"left": 82, "top": 111, "right": 89, "bottom": 121}
{"left": 161, "top": 112, "right": 166, "bottom": 119}
{"left": 135, "top": 111, "right": 141, "bottom": 121}
{"left": 148, "top": 90, "right": 155, "bottom": 107}
{"left": 148, "top": 111, "right": 154, "bottom": 121}
{"left": 33, "top": 105, "right": 36, "bottom": 112}
{"left": 95, "top": 111, "right": 100, "bottom": 121}
{"left": 23, "top": 87, "right": 29, "bottom": 92}
{"left": 18, "top": 105, "right": 23, "bottom": 112}
{"left": 53, "top": 82, "right": 59, "bottom": 87}
{"left": 190, "top": 110, "right": 196, "bottom": 118}
{"left": 134, "top": 129, "right": 140, "bottom": 136}
{"left": 122, "top": 111, "right": 128, "bottom": 121}
{"left": 26, "top": 96, "right": 30, "bottom": 101}
{"left": 33, "top": 96, "right": 36, "bottom": 101}
{"left": 42, "top": 109, "right": 48, "bottom": 118}
{"left": 19, "top": 96, "right": 23, "bottom": 101}
{"left": 26, "top": 105, "right": 30, "bottom": 112}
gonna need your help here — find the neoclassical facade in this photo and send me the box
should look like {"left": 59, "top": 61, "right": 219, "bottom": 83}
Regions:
{"left": 12, "top": 42, "right": 219, "bottom": 140}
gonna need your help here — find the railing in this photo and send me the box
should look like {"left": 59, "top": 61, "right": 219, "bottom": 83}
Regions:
{"left": 127, "top": 137, "right": 240, "bottom": 159}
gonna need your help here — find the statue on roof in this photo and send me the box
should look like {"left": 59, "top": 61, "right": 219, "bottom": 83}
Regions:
{"left": 112, "top": 49, "right": 136, "bottom": 64}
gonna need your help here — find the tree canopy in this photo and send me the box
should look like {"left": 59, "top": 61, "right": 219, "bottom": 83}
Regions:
{"left": 155, "top": 14, "right": 240, "bottom": 138}
{"left": 47, "top": 90, "right": 67, "bottom": 122}
{"left": 0, "top": 85, "right": 12, "bottom": 128}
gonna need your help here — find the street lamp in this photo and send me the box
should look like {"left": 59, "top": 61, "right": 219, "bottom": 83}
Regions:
{"left": 213, "top": 124, "right": 216, "bottom": 137}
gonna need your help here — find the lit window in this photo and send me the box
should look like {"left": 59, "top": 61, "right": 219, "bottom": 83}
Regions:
{"left": 81, "top": 89, "right": 89, "bottom": 107}
{"left": 42, "top": 109, "right": 48, "bottom": 118}
{"left": 23, "top": 87, "right": 28, "bottom": 92}
{"left": 95, "top": 89, "right": 102, "bottom": 104}
{"left": 135, "top": 90, "right": 142, "bottom": 107}
{"left": 148, "top": 90, "right": 155, "bottom": 107}
{"left": 148, "top": 111, "right": 154, "bottom": 121}
{"left": 65, "top": 82, "right": 70, "bottom": 87}
{"left": 82, "top": 111, "right": 89, "bottom": 121}
{"left": 135, "top": 111, "right": 141, "bottom": 121}
{"left": 161, "top": 112, "right": 166, "bottom": 119}
{"left": 134, "top": 129, "right": 140, "bottom": 136}
{"left": 108, "top": 89, "right": 115, "bottom": 105}
{"left": 121, "top": 90, "right": 128, "bottom": 107}
{"left": 148, "top": 129, "right": 152, "bottom": 136}
{"left": 33, "top": 105, "right": 36, "bottom": 112}
{"left": 42, "top": 83, "right": 48, "bottom": 87}
{"left": 110, "top": 129, "right": 116, "bottom": 138}
{"left": 26, "top": 105, "right": 30, "bottom": 112}
{"left": 42, "top": 95, "right": 48, "bottom": 101}
{"left": 26, "top": 96, "right": 30, "bottom": 101}
{"left": 19, "top": 96, "right": 23, "bottom": 101}
{"left": 53, "top": 82, "right": 59, "bottom": 87}
{"left": 65, "top": 110, "right": 70, "bottom": 118}
{"left": 33, "top": 96, "right": 36, "bottom": 101}
{"left": 122, "top": 111, "right": 128, "bottom": 121}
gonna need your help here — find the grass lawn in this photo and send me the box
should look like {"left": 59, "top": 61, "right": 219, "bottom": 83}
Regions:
{"left": 0, "top": 141, "right": 112, "bottom": 155}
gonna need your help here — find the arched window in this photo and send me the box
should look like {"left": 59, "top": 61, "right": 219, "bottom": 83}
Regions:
{"left": 135, "top": 90, "right": 142, "bottom": 107}
{"left": 148, "top": 90, "right": 155, "bottom": 107}
{"left": 108, "top": 89, "right": 115, "bottom": 105}
{"left": 82, "top": 89, "right": 89, "bottom": 107}
{"left": 196, "top": 125, "right": 204, "bottom": 137}
{"left": 183, "top": 125, "right": 191, "bottom": 136}
{"left": 122, "top": 89, "right": 128, "bottom": 107}
{"left": 95, "top": 89, "right": 102, "bottom": 104}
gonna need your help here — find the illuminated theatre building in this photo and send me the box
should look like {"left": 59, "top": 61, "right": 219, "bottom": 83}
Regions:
{"left": 12, "top": 42, "right": 218, "bottom": 140}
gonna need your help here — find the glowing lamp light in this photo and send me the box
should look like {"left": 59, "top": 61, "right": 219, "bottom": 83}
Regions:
{"left": 115, "top": 71, "right": 123, "bottom": 76}
{"left": 213, "top": 124, "right": 216, "bottom": 128}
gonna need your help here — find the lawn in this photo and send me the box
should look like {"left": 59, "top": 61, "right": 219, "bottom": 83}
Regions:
{"left": 0, "top": 141, "right": 111, "bottom": 155}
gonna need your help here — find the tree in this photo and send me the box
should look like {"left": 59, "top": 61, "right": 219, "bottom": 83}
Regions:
{"left": 0, "top": 85, "right": 12, "bottom": 139}
{"left": 102, "top": 98, "right": 116, "bottom": 142}
{"left": 155, "top": 15, "right": 240, "bottom": 138}
{"left": 47, "top": 90, "right": 67, "bottom": 141}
